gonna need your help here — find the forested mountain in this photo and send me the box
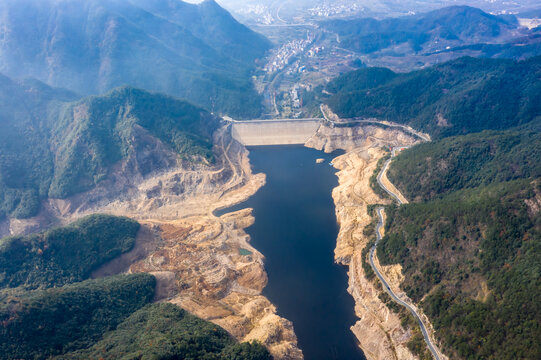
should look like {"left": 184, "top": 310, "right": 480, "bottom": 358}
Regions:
{"left": 387, "top": 130, "right": 541, "bottom": 200}
{"left": 322, "top": 6, "right": 521, "bottom": 54}
{"left": 324, "top": 56, "right": 541, "bottom": 137}
{"left": 0, "top": 214, "right": 139, "bottom": 290}
{"left": 0, "top": 274, "right": 156, "bottom": 359}
{"left": 0, "top": 216, "right": 271, "bottom": 360}
{"left": 0, "top": 76, "right": 219, "bottom": 219}
{"left": 376, "top": 129, "right": 541, "bottom": 359}
{"left": 61, "top": 303, "right": 271, "bottom": 360}
{"left": 0, "top": 0, "right": 270, "bottom": 117}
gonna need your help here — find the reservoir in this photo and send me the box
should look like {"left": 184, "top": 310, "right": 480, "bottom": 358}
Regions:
{"left": 217, "top": 145, "right": 365, "bottom": 360}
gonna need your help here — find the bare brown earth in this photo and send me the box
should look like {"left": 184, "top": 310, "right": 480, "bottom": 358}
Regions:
{"left": 2, "top": 121, "right": 445, "bottom": 359}
{"left": 3, "top": 125, "right": 302, "bottom": 360}
{"left": 307, "top": 124, "right": 422, "bottom": 360}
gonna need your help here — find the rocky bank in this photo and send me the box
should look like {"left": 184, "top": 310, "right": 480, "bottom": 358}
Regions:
{"left": 3, "top": 124, "right": 303, "bottom": 360}
{"left": 307, "top": 124, "right": 422, "bottom": 360}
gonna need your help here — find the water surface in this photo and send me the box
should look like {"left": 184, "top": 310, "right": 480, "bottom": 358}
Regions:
{"left": 217, "top": 145, "right": 365, "bottom": 360}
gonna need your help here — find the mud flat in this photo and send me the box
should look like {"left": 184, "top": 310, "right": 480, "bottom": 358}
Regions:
{"left": 307, "top": 124, "right": 423, "bottom": 360}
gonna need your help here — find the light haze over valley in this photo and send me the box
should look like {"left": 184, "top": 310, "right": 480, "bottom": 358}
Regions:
{"left": 0, "top": 1, "right": 539, "bottom": 359}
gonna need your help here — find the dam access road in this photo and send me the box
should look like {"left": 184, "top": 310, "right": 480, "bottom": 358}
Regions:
{"left": 372, "top": 150, "right": 444, "bottom": 360}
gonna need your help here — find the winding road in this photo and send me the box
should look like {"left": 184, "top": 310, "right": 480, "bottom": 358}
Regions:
{"left": 371, "top": 151, "right": 443, "bottom": 360}
{"left": 319, "top": 104, "right": 431, "bottom": 142}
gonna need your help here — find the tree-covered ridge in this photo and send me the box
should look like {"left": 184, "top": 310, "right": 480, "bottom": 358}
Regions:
{"left": 0, "top": 214, "right": 139, "bottom": 290}
{"left": 62, "top": 303, "right": 271, "bottom": 360}
{"left": 0, "top": 0, "right": 270, "bottom": 118}
{"left": 49, "top": 87, "right": 220, "bottom": 198}
{"left": 387, "top": 130, "right": 541, "bottom": 201}
{"left": 321, "top": 6, "right": 519, "bottom": 55}
{"left": 0, "top": 78, "right": 219, "bottom": 219}
{"left": 324, "top": 56, "right": 541, "bottom": 138}
{"left": 0, "top": 273, "right": 157, "bottom": 360}
{"left": 376, "top": 124, "right": 541, "bottom": 358}
{"left": 378, "top": 179, "right": 540, "bottom": 359}
{"left": 325, "top": 67, "right": 397, "bottom": 94}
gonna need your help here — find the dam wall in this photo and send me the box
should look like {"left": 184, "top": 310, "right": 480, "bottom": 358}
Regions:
{"left": 230, "top": 119, "right": 322, "bottom": 146}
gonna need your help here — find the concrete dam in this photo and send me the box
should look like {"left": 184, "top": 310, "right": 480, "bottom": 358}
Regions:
{"left": 229, "top": 119, "right": 322, "bottom": 146}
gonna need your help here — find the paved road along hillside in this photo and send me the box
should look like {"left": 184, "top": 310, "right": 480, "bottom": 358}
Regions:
{"left": 372, "top": 151, "right": 443, "bottom": 360}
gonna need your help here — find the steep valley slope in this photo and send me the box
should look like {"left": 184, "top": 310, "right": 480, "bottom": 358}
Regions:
{"left": 0, "top": 0, "right": 270, "bottom": 118}
{"left": 380, "top": 129, "right": 541, "bottom": 359}
{"left": 2, "top": 97, "right": 443, "bottom": 359}
{"left": 0, "top": 80, "right": 302, "bottom": 358}
{"left": 4, "top": 124, "right": 303, "bottom": 359}
{"left": 0, "top": 81, "right": 219, "bottom": 223}
{"left": 306, "top": 122, "right": 436, "bottom": 360}
{"left": 316, "top": 54, "right": 541, "bottom": 359}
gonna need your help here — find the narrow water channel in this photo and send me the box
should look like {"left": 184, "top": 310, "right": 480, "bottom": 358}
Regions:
{"left": 216, "top": 145, "right": 365, "bottom": 360}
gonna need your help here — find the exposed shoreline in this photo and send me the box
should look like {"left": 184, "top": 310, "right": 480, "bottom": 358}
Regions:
{"left": 89, "top": 126, "right": 305, "bottom": 360}
{"left": 306, "top": 123, "right": 422, "bottom": 359}
{"left": 4, "top": 125, "right": 303, "bottom": 360}
{"left": 4, "top": 121, "right": 441, "bottom": 360}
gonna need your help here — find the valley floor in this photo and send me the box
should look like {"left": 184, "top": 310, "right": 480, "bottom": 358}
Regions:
{"left": 3, "top": 120, "right": 446, "bottom": 360}
{"left": 3, "top": 125, "right": 303, "bottom": 359}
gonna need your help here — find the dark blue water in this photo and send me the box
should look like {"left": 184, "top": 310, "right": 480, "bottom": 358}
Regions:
{"left": 217, "top": 146, "right": 365, "bottom": 360}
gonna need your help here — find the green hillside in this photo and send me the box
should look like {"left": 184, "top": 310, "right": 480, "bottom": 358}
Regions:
{"left": 62, "top": 303, "right": 271, "bottom": 360}
{"left": 377, "top": 128, "right": 541, "bottom": 359}
{"left": 48, "top": 87, "right": 219, "bottom": 199}
{"left": 387, "top": 130, "right": 541, "bottom": 201}
{"left": 324, "top": 56, "right": 541, "bottom": 138}
{"left": 0, "top": 274, "right": 156, "bottom": 359}
{"left": 0, "top": 214, "right": 139, "bottom": 290}
{"left": 0, "top": 78, "right": 219, "bottom": 219}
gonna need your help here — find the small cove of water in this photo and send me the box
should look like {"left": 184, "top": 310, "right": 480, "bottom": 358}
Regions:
{"left": 216, "top": 145, "right": 365, "bottom": 360}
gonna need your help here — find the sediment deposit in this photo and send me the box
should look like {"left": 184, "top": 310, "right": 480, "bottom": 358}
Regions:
{"left": 5, "top": 124, "right": 302, "bottom": 360}
{"left": 3, "top": 119, "right": 443, "bottom": 360}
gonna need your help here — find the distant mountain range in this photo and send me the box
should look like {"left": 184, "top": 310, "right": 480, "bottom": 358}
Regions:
{"left": 322, "top": 6, "right": 527, "bottom": 55}
{"left": 423, "top": 31, "right": 541, "bottom": 60}
{"left": 0, "top": 75, "right": 218, "bottom": 219}
{"left": 0, "top": 0, "right": 271, "bottom": 118}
